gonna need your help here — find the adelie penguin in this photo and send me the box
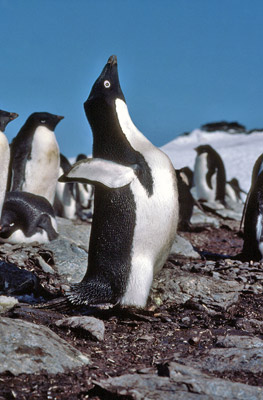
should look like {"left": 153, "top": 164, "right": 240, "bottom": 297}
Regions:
{"left": 0, "top": 109, "right": 18, "bottom": 215}
{"left": 175, "top": 167, "right": 195, "bottom": 231}
{"left": 0, "top": 191, "right": 58, "bottom": 244}
{"left": 193, "top": 144, "right": 226, "bottom": 204}
{"left": 54, "top": 153, "right": 78, "bottom": 220}
{"left": 241, "top": 153, "right": 263, "bottom": 261}
{"left": 54, "top": 153, "right": 94, "bottom": 220}
{"left": 59, "top": 55, "right": 178, "bottom": 308}
{"left": 240, "top": 153, "right": 263, "bottom": 230}
{"left": 8, "top": 112, "right": 63, "bottom": 204}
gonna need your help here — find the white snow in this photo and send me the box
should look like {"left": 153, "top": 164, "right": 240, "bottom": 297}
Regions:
{"left": 161, "top": 129, "right": 263, "bottom": 193}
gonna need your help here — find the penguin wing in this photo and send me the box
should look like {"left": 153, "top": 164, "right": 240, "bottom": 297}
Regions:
{"left": 58, "top": 158, "right": 136, "bottom": 189}
{"left": 206, "top": 168, "right": 216, "bottom": 189}
{"left": 206, "top": 153, "right": 217, "bottom": 190}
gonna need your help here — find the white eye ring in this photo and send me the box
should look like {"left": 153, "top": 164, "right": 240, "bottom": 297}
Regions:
{"left": 9, "top": 222, "right": 14, "bottom": 227}
{"left": 104, "top": 80, "right": 111, "bottom": 88}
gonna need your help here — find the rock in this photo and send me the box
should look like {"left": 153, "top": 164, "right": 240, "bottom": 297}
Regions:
{"left": 0, "top": 295, "right": 18, "bottom": 313}
{"left": 151, "top": 264, "right": 243, "bottom": 312}
{"left": 214, "top": 208, "right": 243, "bottom": 221}
{"left": 42, "top": 238, "right": 88, "bottom": 283}
{"left": 0, "top": 317, "right": 90, "bottom": 375}
{"left": 201, "top": 121, "right": 246, "bottom": 133}
{"left": 94, "top": 361, "right": 263, "bottom": 399}
{"left": 170, "top": 235, "right": 199, "bottom": 259}
{"left": 56, "top": 217, "right": 91, "bottom": 251}
{"left": 0, "top": 260, "right": 42, "bottom": 297}
{"left": 198, "top": 201, "right": 243, "bottom": 221}
{"left": 55, "top": 316, "right": 105, "bottom": 341}
{"left": 173, "top": 335, "right": 263, "bottom": 375}
{"left": 190, "top": 206, "right": 220, "bottom": 228}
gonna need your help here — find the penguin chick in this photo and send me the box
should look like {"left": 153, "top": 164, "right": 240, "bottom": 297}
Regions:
{"left": 193, "top": 144, "right": 226, "bottom": 204}
{"left": 9, "top": 112, "right": 63, "bottom": 204}
{"left": 0, "top": 110, "right": 18, "bottom": 216}
{"left": 59, "top": 55, "right": 178, "bottom": 308}
{"left": 0, "top": 191, "right": 58, "bottom": 244}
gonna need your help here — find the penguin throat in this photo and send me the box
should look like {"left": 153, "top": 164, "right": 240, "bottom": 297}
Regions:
{"left": 87, "top": 98, "right": 153, "bottom": 196}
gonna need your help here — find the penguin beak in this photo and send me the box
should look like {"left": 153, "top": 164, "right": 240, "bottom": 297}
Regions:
{"left": 56, "top": 115, "right": 64, "bottom": 121}
{"left": 107, "top": 55, "right": 117, "bottom": 65}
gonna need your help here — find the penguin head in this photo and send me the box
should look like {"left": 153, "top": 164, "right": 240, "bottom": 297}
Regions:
{"left": 85, "top": 55, "right": 125, "bottom": 105}
{"left": 0, "top": 110, "right": 18, "bottom": 132}
{"left": 194, "top": 144, "right": 214, "bottom": 155}
{"left": 84, "top": 55, "right": 125, "bottom": 121}
{"left": 24, "top": 112, "right": 64, "bottom": 132}
{"left": 0, "top": 210, "right": 20, "bottom": 239}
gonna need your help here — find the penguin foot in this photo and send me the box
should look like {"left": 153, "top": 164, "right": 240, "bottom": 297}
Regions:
{"left": 34, "top": 296, "right": 74, "bottom": 313}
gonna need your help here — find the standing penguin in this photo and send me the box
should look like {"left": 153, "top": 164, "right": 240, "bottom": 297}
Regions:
{"left": 242, "top": 170, "right": 263, "bottom": 261}
{"left": 59, "top": 55, "right": 178, "bottom": 308}
{"left": 74, "top": 153, "right": 94, "bottom": 221}
{"left": 225, "top": 177, "right": 246, "bottom": 204}
{"left": 240, "top": 153, "right": 263, "bottom": 230}
{"left": 193, "top": 144, "right": 226, "bottom": 204}
{"left": 175, "top": 167, "right": 195, "bottom": 231}
{"left": 9, "top": 112, "right": 63, "bottom": 204}
{"left": 54, "top": 153, "right": 78, "bottom": 220}
{"left": 0, "top": 110, "right": 18, "bottom": 215}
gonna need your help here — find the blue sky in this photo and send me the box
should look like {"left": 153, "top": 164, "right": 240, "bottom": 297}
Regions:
{"left": 1, "top": 0, "right": 263, "bottom": 158}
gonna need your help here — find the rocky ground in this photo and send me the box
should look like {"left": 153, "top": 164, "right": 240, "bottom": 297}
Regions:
{"left": 1, "top": 210, "right": 263, "bottom": 399}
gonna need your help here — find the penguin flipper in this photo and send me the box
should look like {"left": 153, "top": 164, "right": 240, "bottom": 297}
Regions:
{"left": 206, "top": 167, "right": 216, "bottom": 190}
{"left": 59, "top": 158, "right": 136, "bottom": 189}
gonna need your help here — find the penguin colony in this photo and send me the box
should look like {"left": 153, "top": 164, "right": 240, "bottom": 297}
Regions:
{"left": 1, "top": 54, "right": 262, "bottom": 309}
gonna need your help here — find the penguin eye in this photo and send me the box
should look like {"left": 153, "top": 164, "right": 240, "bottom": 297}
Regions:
{"left": 104, "top": 80, "right": 111, "bottom": 88}
{"left": 41, "top": 120, "right": 46, "bottom": 124}
{"left": 9, "top": 222, "right": 14, "bottom": 227}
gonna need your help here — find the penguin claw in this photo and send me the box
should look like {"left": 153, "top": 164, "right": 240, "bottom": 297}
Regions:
{"left": 33, "top": 297, "right": 73, "bottom": 313}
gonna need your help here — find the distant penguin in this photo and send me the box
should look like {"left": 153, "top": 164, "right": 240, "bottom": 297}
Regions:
{"left": 59, "top": 55, "right": 178, "bottom": 308}
{"left": 54, "top": 153, "right": 78, "bottom": 220}
{"left": 193, "top": 144, "right": 226, "bottom": 204}
{"left": 242, "top": 170, "right": 263, "bottom": 261}
{"left": 175, "top": 167, "right": 195, "bottom": 231}
{"left": 225, "top": 178, "right": 246, "bottom": 204}
{"left": 0, "top": 110, "right": 18, "bottom": 215}
{"left": 72, "top": 153, "right": 94, "bottom": 221}
{"left": 240, "top": 153, "right": 263, "bottom": 230}
{"left": 9, "top": 112, "right": 63, "bottom": 204}
{"left": 0, "top": 191, "right": 58, "bottom": 244}
{"left": 179, "top": 166, "right": 193, "bottom": 188}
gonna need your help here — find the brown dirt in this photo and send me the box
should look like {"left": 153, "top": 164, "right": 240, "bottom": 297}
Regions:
{"left": 1, "top": 220, "right": 263, "bottom": 399}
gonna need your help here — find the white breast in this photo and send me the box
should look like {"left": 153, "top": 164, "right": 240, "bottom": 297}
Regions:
{"left": 194, "top": 153, "right": 216, "bottom": 202}
{"left": 115, "top": 99, "right": 178, "bottom": 307}
{"left": 0, "top": 131, "right": 10, "bottom": 216}
{"left": 256, "top": 214, "right": 263, "bottom": 259}
{"left": 23, "top": 126, "right": 60, "bottom": 204}
{"left": 0, "top": 229, "right": 49, "bottom": 245}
